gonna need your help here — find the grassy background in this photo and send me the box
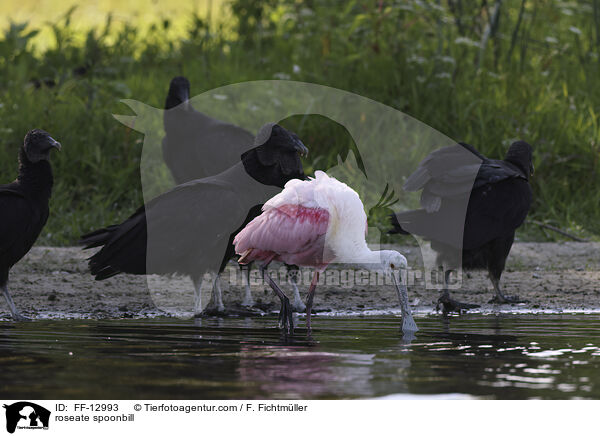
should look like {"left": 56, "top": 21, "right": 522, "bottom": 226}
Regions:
{"left": 1, "top": 0, "right": 599, "bottom": 245}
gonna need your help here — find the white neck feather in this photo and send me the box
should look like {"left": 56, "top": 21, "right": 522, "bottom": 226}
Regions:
{"left": 334, "top": 243, "right": 385, "bottom": 269}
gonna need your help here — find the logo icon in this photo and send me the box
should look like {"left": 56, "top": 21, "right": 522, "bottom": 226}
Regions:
{"left": 3, "top": 402, "right": 50, "bottom": 434}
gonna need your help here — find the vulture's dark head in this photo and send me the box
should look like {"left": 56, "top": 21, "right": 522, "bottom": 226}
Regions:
{"left": 505, "top": 140, "right": 534, "bottom": 179}
{"left": 165, "top": 76, "right": 191, "bottom": 110}
{"left": 23, "top": 129, "right": 61, "bottom": 163}
{"left": 243, "top": 123, "right": 308, "bottom": 188}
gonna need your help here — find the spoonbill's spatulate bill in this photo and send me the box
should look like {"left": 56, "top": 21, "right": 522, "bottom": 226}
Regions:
{"left": 0, "top": 129, "right": 61, "bottom": 321}
{"left": 235, "top": 170, "right": 418, "bottom": 335}
{"left": 390, "top": 141, "right": 533, "bottom": 313}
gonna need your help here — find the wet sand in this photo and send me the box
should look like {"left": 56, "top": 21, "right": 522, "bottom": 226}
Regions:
{"left": 3, "top": 242, "right": 600, "bottom": 320}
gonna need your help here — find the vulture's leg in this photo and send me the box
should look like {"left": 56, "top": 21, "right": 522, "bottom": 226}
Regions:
{"left": 240, "top": 264, "right": 254, "bottom": 307}
{"left": 287, "top": 265, "right": 306, "bottom": 312}
{"left": 210, "top": 272, "right": 226, "bottom": 312}
{"left": 487, "top": 238, "right": 526, "bottom": 303}
{"left": 260, "top": 261, "right": 293, "bottom": 334}
{"left": 201, "top": 273, "right": 227, "bottom": 315}
{"left": 488, "top": 273, "right": 528, "bottom": 304}
{"left": 305, "top": 271, "right": 320, "bottom": 336}
{"left": 192, "top": 276, "right": 204, "bottom": 317}
{"left": 436, "top": 269, "right": 480, "bottom": 314}
{"left": 2, "top": 282, "right": 29, "bottom": 321}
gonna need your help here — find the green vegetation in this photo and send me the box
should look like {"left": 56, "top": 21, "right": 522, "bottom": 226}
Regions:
{"left": 0, "top": 0, "right": 599, "bottom": 244}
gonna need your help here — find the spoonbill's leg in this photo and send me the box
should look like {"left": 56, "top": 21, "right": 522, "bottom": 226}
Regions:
{"left": 436, "top": 269, "right": 479, "bottom": 314}
{"left": 2, "top": 282, "right": 30, "bottom": 321}
{"left": 304, "top": 271, "right": 320, "bottom": 335}
{"left": 287, "top": 265, "right": 306, "bottom": 312}
{"left": 241, "top": 265, "right": 255, "bottom": 307}
{"left": 260, "top": 261, "right": 293, "bottom": 334}
{"left": 488, "top": 274, "right": 527, "bottom": 304}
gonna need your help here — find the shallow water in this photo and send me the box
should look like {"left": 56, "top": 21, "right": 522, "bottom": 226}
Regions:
{"left": 1, "top": 314, "right": 599, "bottom": 399}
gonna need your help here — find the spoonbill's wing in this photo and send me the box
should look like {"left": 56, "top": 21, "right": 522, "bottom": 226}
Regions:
{"left": 234, "top": 204, "right": 330, "bottom": 267}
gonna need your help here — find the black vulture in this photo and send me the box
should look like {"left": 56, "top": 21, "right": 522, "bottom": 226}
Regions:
{"left": 161, "top": 76, "right": 304, "bottom": 313}
{"left": 389, "top": 141, "right": 534, "bottom": 312}
{"left": 80, "top": 123, "right": 307, "bottom": 318}
{"left": 0, "top": 129, "right": 61, "bottom": 320}
{"left": 162, "top": 76, "right": 255, "bottom": 185}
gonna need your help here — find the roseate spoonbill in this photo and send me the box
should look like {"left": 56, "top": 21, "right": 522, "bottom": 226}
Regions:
{"left": 390, "top": 141, "right": 533, "bottom": 313}
{"left": 1, "top": 130, "right": 61, "bottom": 321}
{"left": 162, "top": 76, "right": 305, "bottom": 313}
{"left": 234, "top": 171, "right": 418, "bottom": 335}
{"left": 80, "top": 123, "right": 307, "bottom": 317}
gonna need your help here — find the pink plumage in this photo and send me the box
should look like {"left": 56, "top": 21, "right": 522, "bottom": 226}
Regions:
{"left": 235, "top": 204, "right": 330, "bottom": 268}
{"left": 234, "top": 171, "right": 364, "bottom": 269}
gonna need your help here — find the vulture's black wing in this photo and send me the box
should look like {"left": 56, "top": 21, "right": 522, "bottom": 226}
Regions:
{"left": 403, "top": 143, "right": 484, "bottom": 212}
{"left": 390, "top": 176, "right": 532, "bottom": 250}
{"left": 392, "top": 142, "right": 532, "bottom": 248}
{"left": 403, "top": 143, "right": 528, "bottom": 213}
{"left": 462, "top": 178, "right": 532, "bottom": 250}
{"left": 0, "top": 186, "right": 35, "bottom": 265}
{"left": 403, "top": 143, "right": 485, "bottom": 191}
{"left": 84, "top": 177, "right": 254, "bottom": 280}
{"left": 473, "top": 159, "right": 528, "bottom": 189}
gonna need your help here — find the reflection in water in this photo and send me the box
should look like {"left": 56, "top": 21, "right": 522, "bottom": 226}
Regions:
{"left": 0, "top": 314, "right": 599, "bottom": 399}
{"left": 236, "top": 345, "right": 378, "bottom": 398}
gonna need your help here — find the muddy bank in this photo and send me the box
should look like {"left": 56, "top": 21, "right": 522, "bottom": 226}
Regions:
{"left": 2, "top": 242, "right": 600, "bottom": 320}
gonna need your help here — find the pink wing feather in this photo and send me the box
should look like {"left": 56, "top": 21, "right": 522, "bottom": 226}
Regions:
{"left": 234, "top": 204, "right": 330, "bottom": 267}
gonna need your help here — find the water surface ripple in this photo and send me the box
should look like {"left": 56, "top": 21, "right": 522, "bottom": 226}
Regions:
{"left": 1, "top": 314, "right": 598, "bottom": 399}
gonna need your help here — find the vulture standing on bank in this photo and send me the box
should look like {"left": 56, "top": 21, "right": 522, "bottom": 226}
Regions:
{"left": 390, "top": 141, "right": 534, "bottom": 312}
{"left": 0, "top": 129, "right": 61, "bottom": 320}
